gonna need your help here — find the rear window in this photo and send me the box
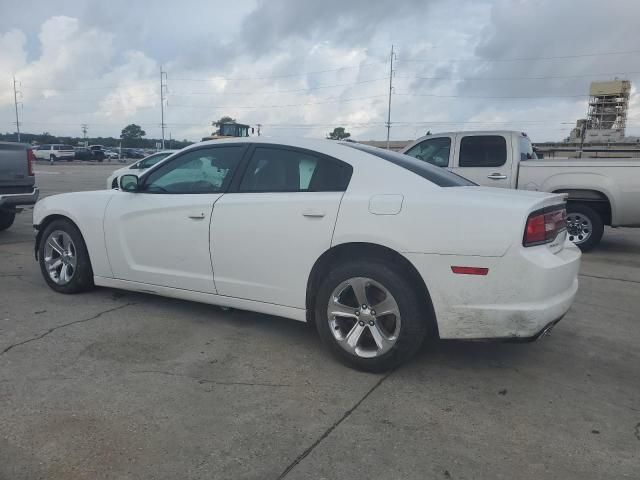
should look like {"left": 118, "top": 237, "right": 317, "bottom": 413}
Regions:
{"left": 340, "top": 143, "right": 475, "bottom": 187}
{"left": 459, "top": 136, "right": 507, "bottom": 167}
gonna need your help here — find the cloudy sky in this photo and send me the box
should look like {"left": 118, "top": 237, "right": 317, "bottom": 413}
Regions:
{"left": 1, "top": 0, "right": 640, "bottom": 142}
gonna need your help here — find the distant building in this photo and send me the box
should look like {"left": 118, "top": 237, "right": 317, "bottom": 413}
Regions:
{"left": 569, "top": 80, "right": 631, "bottom": 143}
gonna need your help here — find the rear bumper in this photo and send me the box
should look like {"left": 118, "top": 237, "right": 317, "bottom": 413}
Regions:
{"left": 406, "top": 240, "right": 581, "bottom": 340}
{"left": 0, "top": 187, "right": 39, "bottom": 209}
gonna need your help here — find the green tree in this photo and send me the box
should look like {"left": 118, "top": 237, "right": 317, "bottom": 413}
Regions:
{"left": 214, "top": 116, "right": 236, "bottom": 126}
{"left": 120, "top": 124, "right": 146, "bottom": 147}
{"left": 327, "top": 127, "right": 351, "bottom": 140}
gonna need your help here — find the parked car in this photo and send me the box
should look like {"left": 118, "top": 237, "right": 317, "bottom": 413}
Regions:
{"left": 106, "top": 151, "right": 176, "bottom": 188}
{"left": 0, "top": 142, "right": 39, "bottom": 231}
{"left": 104, "top": 150, "right": 119, "bottom": 160}
{"left": 33, "top": 144, "right": 75, "bottom": 163}
{"left": 34, "top": 138, "right": 580, "bottom": 371}
{"left": 121, "top": 148, "right": 145, "bottom": 159}
{"left": 402, "top": 131, "right": 640, "bottom": 250}
{"left": 75, "top": 147, "right": 106, "bottom": 162}
{"left": 74, "top": 147, "right": 93, "bottom": 161}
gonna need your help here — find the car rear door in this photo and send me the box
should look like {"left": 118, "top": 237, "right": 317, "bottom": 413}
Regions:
{"left": 210, "top": 145, "right": 353, "bottom": 308}
{"left": 451, "top": 133, "right": 514, "bottom": 188}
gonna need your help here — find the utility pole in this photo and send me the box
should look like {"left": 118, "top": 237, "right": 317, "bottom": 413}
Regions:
{"left": 160, "top": 66, "right": 168, "bottom": 149}
{"left": 385, "top": 45, "right": 395, "bottom": 149}
{"left": 81, "top": 124, "right": 88, "bottom": 146}
{"left": 13, "top": 76, "right": 21, "bottom": 142}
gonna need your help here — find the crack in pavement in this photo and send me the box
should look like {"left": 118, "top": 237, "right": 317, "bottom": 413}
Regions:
{"left": 0, "top": 303, "right": 134, "bottom": 357}
{"left": 277, "top": 371, "right": 392, "bottom": 479}
{"left": 579, "top": 273, "right": 640, "bottom": 285}
{"left": 131, "top": 370, "right": 293, "bottom": 388}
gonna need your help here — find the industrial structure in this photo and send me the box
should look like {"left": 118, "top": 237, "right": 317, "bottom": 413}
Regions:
{"left": 569, "top": 79, "right": 631, "bottom": 143}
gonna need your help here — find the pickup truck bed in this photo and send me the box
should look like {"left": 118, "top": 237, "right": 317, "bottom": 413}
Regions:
{"left": 401, "top": 130, "right": 640, "bottom": 250}
{"left": 0, "top": 142, "right": 39, "bottom": 231}
{"left": 519, "top": 158, "right": 640, "bottom": 227}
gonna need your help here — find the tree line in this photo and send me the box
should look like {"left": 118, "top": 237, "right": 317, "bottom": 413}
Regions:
{"left": 0, "top": 123, "right": 193, "bottom": 149}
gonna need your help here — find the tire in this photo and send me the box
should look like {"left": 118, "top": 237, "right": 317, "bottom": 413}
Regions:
{"left": 315, "top": 259, "right": 429, "bottom": 372}
{"left": 38, "top": 219, "right": 94, "bottom": 293}
{"left": 49, "top": 154, "right": 56, "bottom": 164}
{"left": 566, "top": 203, "right": 604, "bottom": 252}
{"left": 0, "top": 211, "right": 16, "bottom": 231}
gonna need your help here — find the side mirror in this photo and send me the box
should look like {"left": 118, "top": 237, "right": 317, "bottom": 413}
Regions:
{"left": 119, "top": 174, "right": 139, "bottom": 192}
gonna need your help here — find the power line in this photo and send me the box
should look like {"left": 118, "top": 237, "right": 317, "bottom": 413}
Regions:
{"left": 171, "top": 61, "right": 387, "bottom": 82}
{"left": 397, "top": 48, "right": 640, "bottom": 64}
{"left": 396, "top": 71, "right": 640, "bottom": 82}
{"left": 168, "top": 94, "right": 387, "bottom": 110}
{"left": 394, "top": 92, "right": 589, "bottom": 99}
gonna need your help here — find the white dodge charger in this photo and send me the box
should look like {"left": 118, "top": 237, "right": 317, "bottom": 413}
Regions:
{"left": 33, "top": 138, "right": 580, "bottom": 371}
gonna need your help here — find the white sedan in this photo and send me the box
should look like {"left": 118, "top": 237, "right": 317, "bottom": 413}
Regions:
{"left": 106, "top": 151, "right": 176, "bottom": 189}
{"left": 33, "top": 138, "right": 580, "bottom": 371}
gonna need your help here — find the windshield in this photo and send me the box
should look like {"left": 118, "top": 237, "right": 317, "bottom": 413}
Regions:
{"left": 137, "top": 152, "right": 172, "bottom": 169}
{"left": 341, "top": 142, "right": 476, "bottom": 187}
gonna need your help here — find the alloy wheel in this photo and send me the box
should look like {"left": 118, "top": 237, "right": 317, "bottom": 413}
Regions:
{"left": 327, "top": 277, "right": 401, "bottom": 358}
{"left": 43, "top": 230, "right": 77, "bottom": 285}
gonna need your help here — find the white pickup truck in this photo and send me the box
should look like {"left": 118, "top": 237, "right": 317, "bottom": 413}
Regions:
{"left": 401, "top": 130, "right": 640, "bottom": 250}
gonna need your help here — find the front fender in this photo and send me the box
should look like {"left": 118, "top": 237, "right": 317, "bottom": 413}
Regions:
{"left": 34, "top": 191, "right": 115, "bottom": 277}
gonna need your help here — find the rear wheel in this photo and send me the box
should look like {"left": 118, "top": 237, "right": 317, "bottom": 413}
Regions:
{"left": 0, "top": 211, "right": 16, "bottom": 231}
{"left": 315, "top": 259, "right": 429, "bottom": 372}
{"left": 566, "top": 203, "right": 604, "bottom": 252}
{"left": 38, "top": 219, "right": 94, "bottom": 293}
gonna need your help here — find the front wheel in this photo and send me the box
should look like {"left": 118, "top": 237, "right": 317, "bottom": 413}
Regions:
{"left": 566, "top": 203, "right": 604, "bottom": 252}
{"left": 38, "top": 219, "right": 94, "bottom": 293}
{"left": 315, "top": 260, "right": 429, "bottom": 372}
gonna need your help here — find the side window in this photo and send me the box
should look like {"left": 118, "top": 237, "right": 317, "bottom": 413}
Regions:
{"left": 405, "top": 137, "right": 451, "bottom": 167}
{"left": 143, "top": 146, "right": 244, "bottom": 194}
{"left": 459, "top": 136, "right": 507, "bottom": 167}
{"left": 239, "top": 147, "right": 352, "bottom": 192}
{"left": 518, "top": 136, "right": 536, "bottom": 161}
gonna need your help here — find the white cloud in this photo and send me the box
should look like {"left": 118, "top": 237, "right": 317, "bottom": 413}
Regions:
{"left": 1, "top": 1, "right": 639, "bottom": 142}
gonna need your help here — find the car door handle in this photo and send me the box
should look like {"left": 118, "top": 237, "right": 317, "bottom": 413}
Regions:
{"left": 188, "top": 212, "right": 206, "bottom": 219}
{"left": 487, "top": 173, "right": 507, "bottom": 180}
{"left": 302, "top": 209, "right": 325, "bottom": 218}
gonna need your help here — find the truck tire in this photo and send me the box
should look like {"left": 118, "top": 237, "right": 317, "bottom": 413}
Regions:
{"left": 566, "top": 203, "right": 604, "bottom": 252}
{"left": 0, "top": 211, "right": 16, "bottom": 231}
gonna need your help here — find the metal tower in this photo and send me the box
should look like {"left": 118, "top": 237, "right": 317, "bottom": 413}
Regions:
{"left": 586, "top": 80, "right": 630, "bottom": 136}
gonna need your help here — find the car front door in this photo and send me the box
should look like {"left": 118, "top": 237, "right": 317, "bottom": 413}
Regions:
{"left": 451, "top": 134, "right": 512, "bottom": 188}
{"left": 211, "top": 145, "right": 353, "bottom": 308}
{"left": 103, "top": 145, "right": 247, "bottom": 293}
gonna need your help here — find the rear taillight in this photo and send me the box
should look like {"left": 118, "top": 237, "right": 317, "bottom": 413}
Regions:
{"left": 27, "top": 149, "right": 35, "bottom": 176}
{"left": 523, "top": 206, "right": 566, "bottom": 247}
